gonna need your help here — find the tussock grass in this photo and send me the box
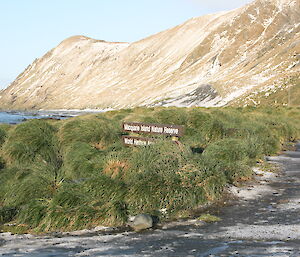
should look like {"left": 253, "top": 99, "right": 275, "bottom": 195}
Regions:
{"left": 0, "top": 156, "right": 4, "bottom": 170}
{"left": 3, "top": 120, "right": 60, "bottom": 166}
{"left": 0, "top": 128, "right": 6, "bottom": 147}
{"left": 59, "top": 117, "right": 120, "bottom": 150}
{"left": 63, "top": 141, "right": 99, "bottom": 179}
{"left": 0, "top": 106, "right": 299, "bottom": 232}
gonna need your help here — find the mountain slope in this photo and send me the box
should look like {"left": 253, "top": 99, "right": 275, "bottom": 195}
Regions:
{"left": 0, "top": 0, "right": 299, "bottom": 110}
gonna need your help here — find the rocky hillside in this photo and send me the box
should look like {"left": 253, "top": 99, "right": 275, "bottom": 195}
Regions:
{"left": 0, "top": 0, "right": 299, "bottom": 110}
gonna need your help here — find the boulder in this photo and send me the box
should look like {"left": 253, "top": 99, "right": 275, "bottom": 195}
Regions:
{"left": 128, "top": 214, "right": 153, "bottom": 232}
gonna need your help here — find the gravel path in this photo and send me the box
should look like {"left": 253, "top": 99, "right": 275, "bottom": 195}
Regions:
{"left": 1, "top": 142, "right": 300, "bottom": 256}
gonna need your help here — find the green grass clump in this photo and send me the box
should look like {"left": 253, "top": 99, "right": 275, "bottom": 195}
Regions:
{"left": 0, "top": 127, "right": 6, "bottom": 147}
{"left": 203, "top": 138, "right": 251, "bottom": 163}
{"left": 63, "top": 141, "right": 100, "bottom": 179}
{"left": 17, "top": 200, "right": 48, "bottom": 228}
{"left": 124, "top": 141, "right": 207, "bottom": 214}
{"left": 3, "top": 120, "right": 60, "bottom": 166}
{"left": 197, "top": 213, "right": 221, "bottom": 223}
{"left": 59, "top": 116, "right": 120, "bottom": 149}
{"left": 4, "top": 169, "right": 58, "bottom": 207}
{"left": 0, "top": 106, "right": 299, "bottom": 232}
{"left": 201, "top": 138, "right": 256, "bottom": 183}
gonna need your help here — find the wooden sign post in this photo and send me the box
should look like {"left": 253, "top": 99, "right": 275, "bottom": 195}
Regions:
{"left": 122, "top": 122, "right": 184, "bottom": 146}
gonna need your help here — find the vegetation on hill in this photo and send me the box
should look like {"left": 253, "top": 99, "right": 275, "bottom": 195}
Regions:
{"left": 0, "top": 107, "right": 299, "bottom": 233}
{"left": 233, "top": 75, "right": 300, "bottom": 107}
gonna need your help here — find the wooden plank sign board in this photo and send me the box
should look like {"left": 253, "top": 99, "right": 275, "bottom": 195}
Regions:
{"left": 122, "top": 122, "right": 184, "bottom": 137}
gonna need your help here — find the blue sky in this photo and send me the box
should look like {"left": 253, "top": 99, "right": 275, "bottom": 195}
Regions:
{"left": 0, "top": 0, "right": 252, "bottom": 89}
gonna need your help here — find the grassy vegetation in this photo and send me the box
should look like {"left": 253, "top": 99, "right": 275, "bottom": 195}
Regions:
{"left": 197, "top": 214, "right": 221, "bottom": 223}
{"left": 0, "top": 106, "right": 299, "bottom": 233}
{"left": 234, "top": 75, "right": 300, "bottom": 107}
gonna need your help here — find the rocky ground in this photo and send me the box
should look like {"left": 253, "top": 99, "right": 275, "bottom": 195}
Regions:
{"left": 0, "top": 142, "right": 300, "bottom": 256}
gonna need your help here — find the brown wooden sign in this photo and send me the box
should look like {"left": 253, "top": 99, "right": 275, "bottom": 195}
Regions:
{"left": 122, "top": 122, "right": 184, "bottom": 137}
{"left": 122, "top": 136, "right": 155, "bottom": 146}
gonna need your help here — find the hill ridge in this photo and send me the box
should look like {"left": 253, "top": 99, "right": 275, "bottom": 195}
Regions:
{"left": 0, "top": 0, "right": 299, "bottom": 110}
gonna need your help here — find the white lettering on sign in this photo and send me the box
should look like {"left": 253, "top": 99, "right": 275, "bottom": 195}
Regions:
{"left": 123, "top": 122, "right": 184, "bottom": 137}
{"left": 124, "top": 137, "right": 134, "bottom": 145}
{"left": 134, "top": 139, "right": 147, "bottom": 146}
{"left": 164, "top": 127, "right": 179, "bottom": 135}
{"left": 123, "top": 136, "right": 154, "bottom": 146}
{"left": 124, "top": 124, "right": 140, "bottom": 132}
{"left": 151, "top": 126, "right": 163, "bottom": 133}
{"left": 141, "top": 125, "right": 151, "bottom": 132}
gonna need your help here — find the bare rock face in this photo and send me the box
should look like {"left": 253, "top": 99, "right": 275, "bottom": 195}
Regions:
{"left": 128, "top": 214, "right": 153, "bottom": 232}
{"left": 0, "top": 0, "right": 299, "bottom": 110}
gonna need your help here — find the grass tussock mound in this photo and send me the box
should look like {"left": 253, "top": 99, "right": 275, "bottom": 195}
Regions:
{"left": 0, "top": 107, "right": 299, "bottom": 233}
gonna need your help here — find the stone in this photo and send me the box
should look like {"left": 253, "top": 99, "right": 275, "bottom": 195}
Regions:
{"left": 128, "top": 214, "right": 153, "bottom": 232}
